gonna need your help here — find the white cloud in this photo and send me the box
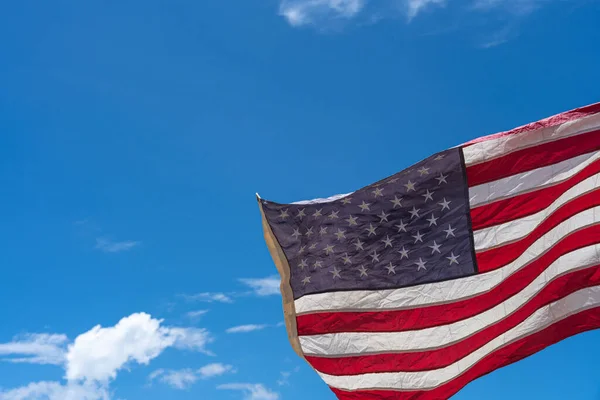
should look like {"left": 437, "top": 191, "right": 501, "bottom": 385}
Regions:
{"left": 239, "top": 276, "right": 280, "bottom": 296}
{"left": 66, "top": 313, "right": 213, "bottom": 382}
{"left": 0, "top": 313, "right": 214, "bottom": 400}
{"left": 277, "top": 366, "right": 301, "bottom": 386}
{"left": 0, "top": 333, "right": 68, "bottom": 366}
{"left": 226, "top": 325, "right": 268, "bottom": 334}
{"left": 406, "top": 0, "right": 446, "bottom": 20}
{"left": 0, "top": 381, "right": 109, "bottom": 400}
{"left": 95, "top": 237, "right": 140, "bottom": 253}
{"left": 182, "top": 292, "right": 234, "bottom": 303}
{"left": 185, "top": 310, "right": 209, "bottom": 321}
{"left": 149, "top": 363, "right": 235, "bottom": 390}
{"left": 472, "top": 0, "right": 545, "bottom": 15}
{"left": 279, "top": 0, "right": 365, "bottom": 27}
{"left": 218, "top": 383, "right": 279, "bottom": 400}
{"left": 198, "top": 363, "right": 235, "bottom": 378}
{"left": 148, "top": 369, "right": 198, "bottom": 390}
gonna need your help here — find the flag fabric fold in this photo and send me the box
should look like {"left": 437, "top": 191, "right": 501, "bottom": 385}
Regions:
{"left": 258, "top": 102, "right": 600, "bottom": 399}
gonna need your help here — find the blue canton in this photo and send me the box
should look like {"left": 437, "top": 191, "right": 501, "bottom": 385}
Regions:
{"left": 261, "top": 148, "right": 477, "bottom": 299}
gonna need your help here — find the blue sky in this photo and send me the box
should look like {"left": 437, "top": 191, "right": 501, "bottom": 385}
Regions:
{"left": 1, "top": 1, "right": 599, "bottom": 399}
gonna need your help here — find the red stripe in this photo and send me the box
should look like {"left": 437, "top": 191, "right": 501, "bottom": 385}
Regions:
{"left": 461, "top": 102, "right": 600, "bottom": 147}
{"left": 470, "top": 157, "right": 600, "bottom": 231}
{"left": 305, "top": 264, "right": 600, "bottom": 375}
{"left": 329, "top": 307, "right": 600, "bottom": 400}
{"left": 476, "top": 188, "right": 600, "bottom": 272}
{"left": 296, "top": 225, "right": 600, "bottom": 335}
{"left": 465, "top": 129, "right": 600, "bottom": 187}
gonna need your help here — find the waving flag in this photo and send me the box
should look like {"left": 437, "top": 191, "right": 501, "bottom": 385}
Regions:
{"left": 257, "top": 102, "right": 600, "bottom": 399}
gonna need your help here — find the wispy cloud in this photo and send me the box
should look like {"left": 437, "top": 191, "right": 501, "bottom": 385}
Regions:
{"left": 278, "top": 0, "right": 447, "bottom": 27}
{"left": 238, "top": 276, "right": 281, "bottom": 296}
{"left": 149, "top": 363, "right": 235, "bottom": 390}
{"left": 0, "top": 333, "right": 68, "bottom": 366}
{"left": 277, "top": 0, "right": 581, "bottom": 47}
{"left": 218, "top": 383, "right": 279, "bottom": 400}
{"left": 185, "top": 310, "right": 209, "bottom": 321}
{"left": 277, "top": 366, "right": 301, "bottom": 386}
{"left": 226, "top": 324, "right": 268, "bottom": 334}
{"left": 95, "top": 237, "right": 140, "bottom": 253}
{"left": 181, "top": 292, "right": 234, "bottom": 303}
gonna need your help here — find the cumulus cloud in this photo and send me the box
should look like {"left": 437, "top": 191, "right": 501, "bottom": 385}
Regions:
{"left": 218, "top": 383, "right": 279, "bottom": 400}
{"left": 239, "top": 276, "right": 280, "bottom": 296}
{"left": 0, "top": 333, "right": 68, "bottom": 365}
{"left": 149, "top": 363, "right": 235, "bottom": 390}
{"left": 95, "top": 237, "right": 140, "bottom": 253}
{"left": 66, "top": 313, "right": 212, "bottom": 382}
{"left": 0, "top": 313, "right": 214, "bottom": 400}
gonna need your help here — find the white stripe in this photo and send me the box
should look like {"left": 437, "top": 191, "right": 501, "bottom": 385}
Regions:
{"left": 317, "top": 285, "right": 600, "bottom": 391}
{"left": 473, "top": 172, "right": 600, "bottom": 251}
{"left": 299, "top": 245, "right": 600, "bottom": 355}
{"left": 294, "top": 206, "right": 600, "bottom": 314}
{"left": 463, "top": 112, "right": 600, "bottom": 167}
{"left": 469, "top": 150, "right": 600, "bottom": 208}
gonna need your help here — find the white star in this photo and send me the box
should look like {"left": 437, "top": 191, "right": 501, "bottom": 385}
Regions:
{"left": 279, "top": 209, "right": 289, "bottom": 219}
{"left": 388, "top": 177, "right": 399, "bottom": 184}
{"left": 416, "top": 258, "right": 427, "bottom": 271}
{"left": 341, "top": 253, "right": 352, "bottom": 265}
{"left": 302, "top": 276, "right": 311, "bottom": 285}
{"left": 385, "top": 262, "right": 397, "bottom": 274}
{"left": 434, "top": 154, "right": 445, "bottom": 161}
{"left": 428, "top": 240, "right": 442, "bottom": 254}
{"left": 335, "top": 229, "right": 346, "bottom": 241}
{"left": 341, "top": 197, "right": 352, "bottom": 205}
{"left": 292, "top": 228, "right": 301, "bottom": 239}
{"left": 422, "top": 190, "right": 434, "bottom": 202}
{"left": 305, "top": 227, "right": 314, "bottom": 237}
{"left": 358, "top": 201, "right": 371, "bottom": 212}
{"left": 372, "top": 187, "right": 384, "bottom": 197}
{"left": 297, "top": 208, "right": 306, "bottom": 219}
{"left": 298, "top": 259, "right": 308, "bottom": 269}
{"left": 398, "top": 246, "right": 409, "bottom": 259}
{"left": 395, "top": 220, "right": 408, "bottom": 232}
{"left": 299, "top": 245, "right": 306, "bottom": 254}
{"left": 436, "top": 173, "right": 448, "bottom": 185}
{"left": 390, "top": 196, "right": 403, "bottom": 208}
{"left": 409, "top": 206, "right": 420, "bottom": 219}
{"left": 357, "top": 265, "right": 368, "bottom": 277}
{"left": 427, "top": 214, "right": 438, "bottom": 227}
{"left": 366, "top": 224, "right": 377, "bottom": 236}
{"left": 382, "top": 235, "right": 394, "bottom": 248}
{"left": 439, "top": 198, "right": 451, "bottom": 211}
{"left": 329, "top": 210, "right": 340, "bottom": 219}
{"left": 330, "top": 267, "right": 342, "bottom": 279}
{"left": 324, "top": 244, "right": 335, "bottom": 255}
{"left": 319, "top": 226, "right": 328, "bottom": 235}
{"left": 309, "top": 243, "right": 317, "bottom": 250}
{"left": 370, "top": 250, "right": 380, "bottom": 263}
{"left": 418, "top": 166, "right": 430, "bottom": 176}
{"left": 404, "top": 180, "right": 416, "bottom": 192}
{"left": 312, "top": 209, "right": 323, "bottom": 218}
{"left": 412, "top": 231, "right": 424, "bottom": 243}
{"left": 444, "top": 225, "right": 456, "bottom": 238}
{"left": 354, "top": 239, "right": 365, "bottom": 251}
{"left": 378, "top": 211, "right": 390, "bottom": 223}
{"left": 346, "top": 215, "right": 358, "bottom": 226}
{"left": 447, "top": 252, "right": 460, "bottom": 265}
{"left": 313, "top": 260, "right": 323, "bottom": 269}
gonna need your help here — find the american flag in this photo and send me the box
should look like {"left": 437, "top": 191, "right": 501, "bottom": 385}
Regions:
{"left": 257, "top": 102, "right": 600, "bottom": 399}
